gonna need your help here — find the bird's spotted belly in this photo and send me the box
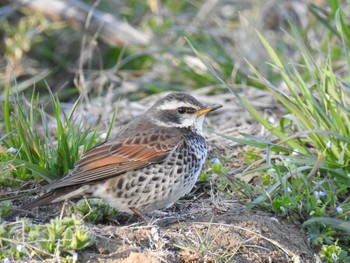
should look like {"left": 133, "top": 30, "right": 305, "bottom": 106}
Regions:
{"left": 96, "top": 145, "right": 206, "bottom": 213}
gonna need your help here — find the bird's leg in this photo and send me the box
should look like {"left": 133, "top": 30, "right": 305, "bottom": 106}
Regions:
{"left": 130, "top": 207, "right": 150, "bottom": 224}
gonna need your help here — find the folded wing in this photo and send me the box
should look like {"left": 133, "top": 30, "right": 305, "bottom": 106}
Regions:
{"left": 50, "top": 129, "right": 180, "bottom": 189}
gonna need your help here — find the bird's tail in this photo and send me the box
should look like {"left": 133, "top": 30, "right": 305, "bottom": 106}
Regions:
{"left": 2, "top": 187, "right": 76, "bottom": 221}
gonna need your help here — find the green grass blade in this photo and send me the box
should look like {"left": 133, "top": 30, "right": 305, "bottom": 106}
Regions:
{"left": 303, "top": 217, "right": 350, "bottom": 233}
{"left": 4, "top": 84, "right": 15, "bottom": 146}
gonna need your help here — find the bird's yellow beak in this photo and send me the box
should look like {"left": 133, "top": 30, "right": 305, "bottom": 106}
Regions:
{"left": 195, "top": 104, "right": 222, "bottom": 116}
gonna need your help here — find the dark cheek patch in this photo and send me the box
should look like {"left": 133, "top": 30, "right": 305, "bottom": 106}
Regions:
{"left": 160, "top": 110, "right": 182, "bottom": 124}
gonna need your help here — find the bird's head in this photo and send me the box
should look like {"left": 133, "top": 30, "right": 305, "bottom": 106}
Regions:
{"left": 147, "top": 93, "right": 222, "bottom": 133}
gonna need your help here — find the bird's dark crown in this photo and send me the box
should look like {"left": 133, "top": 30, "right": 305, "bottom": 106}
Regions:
{"left": 154, "top": 93, "right": 204, "bottom": 109}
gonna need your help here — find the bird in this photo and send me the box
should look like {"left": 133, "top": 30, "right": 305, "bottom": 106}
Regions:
{"left": 4, "top": 92, "right": 222, "bottom": 222}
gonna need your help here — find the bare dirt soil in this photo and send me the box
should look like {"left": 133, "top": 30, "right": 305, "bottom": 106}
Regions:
{"left": 77, "top": 196, "right": 314, "bottom": 263}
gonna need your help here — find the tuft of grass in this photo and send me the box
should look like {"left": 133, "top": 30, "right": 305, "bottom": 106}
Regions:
{"left": 242, "top": 28, "right": 350, "bottom": 236}
{"left": 187, "top": 1, "right": 350, "bottom": 258}
{"left": 2, "top": 84, "right": 101, "bottom": 184}
{"left": 234, "top": 20, "right": 349, "bottom": 258}
{"left": 233, "top": 32, "right": 349, "bottom": 257}
{"left": 0, "top": 83, "right": 117, "bottom": 260}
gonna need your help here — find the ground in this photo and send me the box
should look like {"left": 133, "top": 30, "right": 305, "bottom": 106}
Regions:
{"left": 31, "top": 192, "right": 314, "bottom": 263}
{"left": 77, "top": 196, "right": 314, "bottom": 262}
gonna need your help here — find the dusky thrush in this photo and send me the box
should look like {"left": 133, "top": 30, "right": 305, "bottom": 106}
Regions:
{"left": 4, "top": 93, "right": 222, "bottom": 221}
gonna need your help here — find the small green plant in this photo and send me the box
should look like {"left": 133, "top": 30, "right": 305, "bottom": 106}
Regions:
{"left": 75, "top": 199, "right": 119, "bottom": 224}
{"left": 198, "top": 171, "right": 209, "bottom": 183}
{"left": 199, "top": 158, "right": 226, "bottom": 183}
{"left": 0, "top": 215, "right": 93, "bottom": 262}
{"left": 199, "top": 158, "right": 228, "bottom": 189}
{"left": 0, "top": 201, "right": 12, "bottom": 218}
{"left": 320, "top": 242, "right": 350, "bottom": 263}
{"left": 0, "top": 144, "right": 30, "bottom": 187}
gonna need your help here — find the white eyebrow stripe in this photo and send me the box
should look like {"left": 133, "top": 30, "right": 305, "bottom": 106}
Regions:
{"left": 157, "top": 100, "right": 199, "bottom": 110}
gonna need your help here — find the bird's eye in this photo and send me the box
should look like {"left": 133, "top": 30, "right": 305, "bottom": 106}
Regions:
{"left": 178, "top": 107, "right": 186, "bottom": 114}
